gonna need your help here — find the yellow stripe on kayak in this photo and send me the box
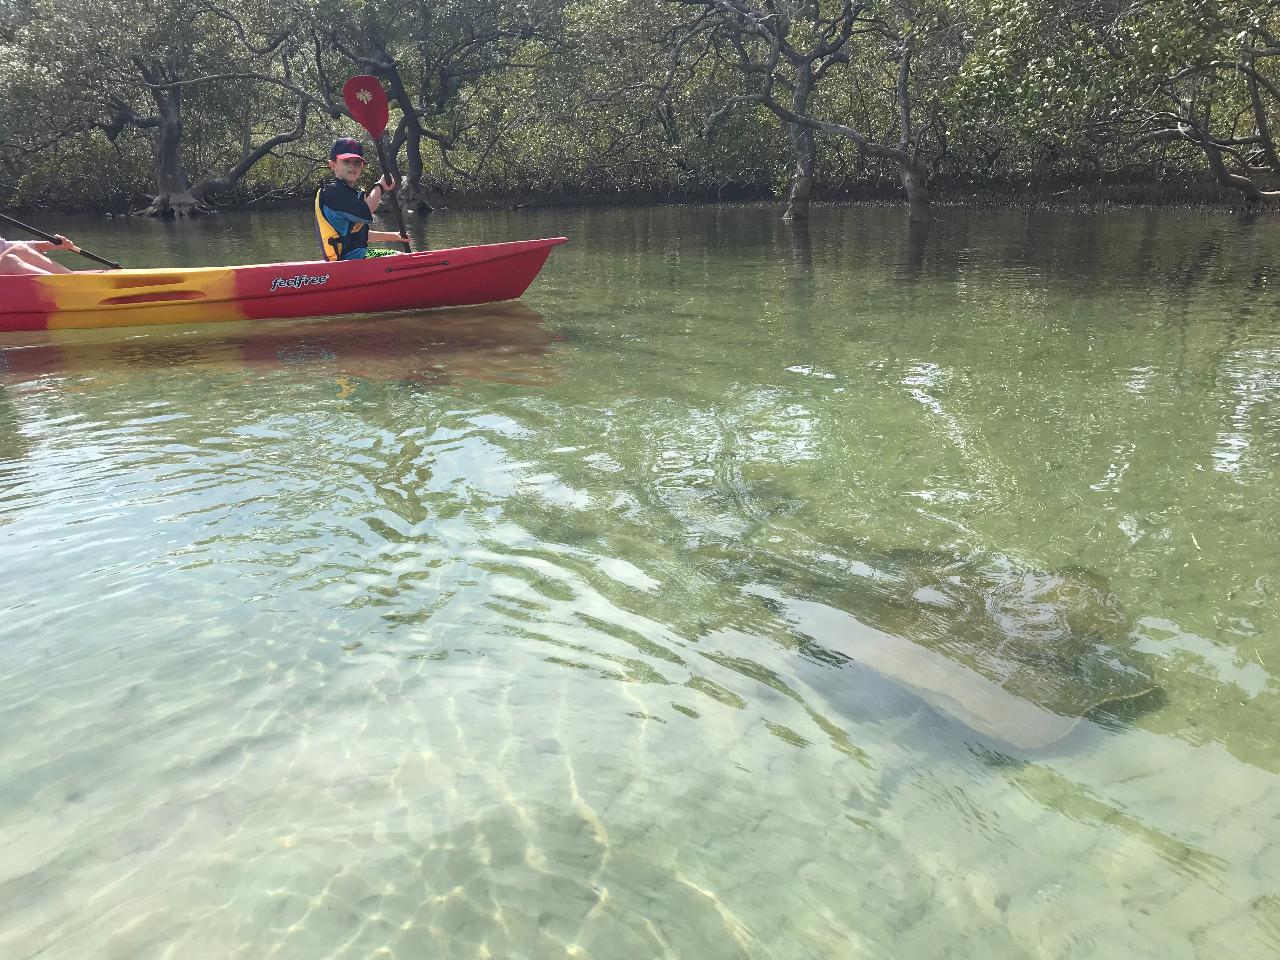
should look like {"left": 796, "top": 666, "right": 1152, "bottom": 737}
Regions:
{"left": 39, "top": 268, "right": 246, "bottom": 330}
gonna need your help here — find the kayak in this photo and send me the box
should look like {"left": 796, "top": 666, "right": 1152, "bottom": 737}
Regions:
{"left": 0, "top": 236, "right": 567, "bottom": 333}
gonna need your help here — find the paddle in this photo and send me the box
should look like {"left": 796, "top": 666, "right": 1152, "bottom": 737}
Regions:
{"left": 0, "top": 211, "right": 122, "bottom": 270}
{"left": 341, "top": 76, "right": 412, "bottom": 253}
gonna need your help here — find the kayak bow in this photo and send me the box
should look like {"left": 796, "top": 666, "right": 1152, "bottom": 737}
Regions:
{"left": 0, "top": 237, "right": 567, "bottom": 333}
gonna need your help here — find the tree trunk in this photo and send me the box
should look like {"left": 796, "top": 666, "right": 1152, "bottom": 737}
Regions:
{"left": 900, "top": 157, "right": 930, "bottom": 221}
{"left": 383, "top": 67, "right": 433, "bottom": 214}
{"left": 141, "top": 74, "right": 203, "bottom": 217}
{"left": 784, "top": 126, "right": 816, "bottom": 221}
{"left": 1246, "top": 68, "right": 1280, "bottom": 173}
{"left": 401, "top": 129, "right": 434, "bottom": 213}
{"left": 1202, "top": 139, "right": 1268, "bottom": 204}
{"left": 895, "top": 47, "right": 929, "bottom": 222}
{"left": 783, "top": 69, "right": 817, "bottom": 221}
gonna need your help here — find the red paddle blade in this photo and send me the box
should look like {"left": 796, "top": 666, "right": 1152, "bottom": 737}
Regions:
{"left": 342, "top": 76, "right": 390, "bottom": 139}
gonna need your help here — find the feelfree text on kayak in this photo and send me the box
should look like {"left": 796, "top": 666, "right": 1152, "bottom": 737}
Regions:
{"left": 269, "top": 273, "right": 331, "bottom": 292}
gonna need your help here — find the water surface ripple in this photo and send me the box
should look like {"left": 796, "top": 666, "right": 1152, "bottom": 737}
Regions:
{"left": 0, "top": 206, "right": 1277, "bottom": 959}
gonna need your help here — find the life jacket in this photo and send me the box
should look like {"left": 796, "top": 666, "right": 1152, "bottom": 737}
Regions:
{"left": 314, "top": 188, "right": 370, "bottom": 262}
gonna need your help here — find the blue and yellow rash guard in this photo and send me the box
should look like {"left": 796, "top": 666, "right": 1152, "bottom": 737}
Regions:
{"left": 315, "top": 179, "right": 374, "bottom": 261}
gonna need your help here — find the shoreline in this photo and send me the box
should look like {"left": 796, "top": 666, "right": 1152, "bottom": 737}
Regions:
{"left": 1, "top": 176, "right": 1265, "bottom": 218}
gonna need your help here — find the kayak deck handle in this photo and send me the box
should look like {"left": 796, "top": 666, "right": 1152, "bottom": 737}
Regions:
{"left": 106, "top": 275, "right": 187, "bottom": 289}
{"left": 384, "top": 259, "right": 449, "bottom": 274}
{"left": 100, "top": 290, "right": 209, "bottom": 306}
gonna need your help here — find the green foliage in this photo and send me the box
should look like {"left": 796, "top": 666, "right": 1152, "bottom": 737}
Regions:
{"left": 1, "top": 0, "right": 1279, "bottom": 209}
{"left": 13, "top": 135, "right": 153, "bottom": 210}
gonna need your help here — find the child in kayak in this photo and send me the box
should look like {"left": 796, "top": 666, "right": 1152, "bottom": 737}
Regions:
{"left": 315, "top": 137, "right": 409, "bottom": 261}
{"left": 0, "top": 234, "right": 79, "bottom": 275}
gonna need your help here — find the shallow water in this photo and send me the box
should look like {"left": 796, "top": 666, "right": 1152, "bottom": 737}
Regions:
{"left": 0, "top": 204, "right": 1277, "bottom": 958}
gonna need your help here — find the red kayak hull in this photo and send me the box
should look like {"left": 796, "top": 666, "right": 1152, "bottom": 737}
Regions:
{"left": 0, "top": 237, "right": 567, "bottom": 333}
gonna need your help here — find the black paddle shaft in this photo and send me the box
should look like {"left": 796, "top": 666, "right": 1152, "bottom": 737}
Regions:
{"left": 373, "top": 137, "right": 412, "bottom": 253}
{"left": 0, "top": 211, "right": 122, "bottom": 269}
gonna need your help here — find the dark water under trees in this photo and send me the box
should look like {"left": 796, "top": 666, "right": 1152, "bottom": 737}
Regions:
{"left": 0, "top": 204, "right": 1277, "bottom": 958}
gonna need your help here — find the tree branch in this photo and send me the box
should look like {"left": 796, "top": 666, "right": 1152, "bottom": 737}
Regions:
{"left": 192, "top": 98, "right": 310, "bottom": 201}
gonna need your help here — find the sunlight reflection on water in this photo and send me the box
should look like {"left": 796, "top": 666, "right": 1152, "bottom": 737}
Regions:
{"left": 0, "top": 205, "right": 1278, "bottom": 959}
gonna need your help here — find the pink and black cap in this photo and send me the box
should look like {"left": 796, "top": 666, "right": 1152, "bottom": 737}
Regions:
{"left": 330, "top": 138, "right": 365, "bottom": 161}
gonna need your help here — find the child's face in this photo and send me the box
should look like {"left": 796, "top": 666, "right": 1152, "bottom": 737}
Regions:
{"left": 329, "top": 157, "right": 365, "bottom": 185}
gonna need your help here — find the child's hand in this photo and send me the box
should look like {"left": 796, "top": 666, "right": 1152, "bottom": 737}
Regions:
{"left": 379, "top": 175, "right": 397, "bottom": 192}
{"left": 50, "top": 235, "right": 79, "bottom": 253}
